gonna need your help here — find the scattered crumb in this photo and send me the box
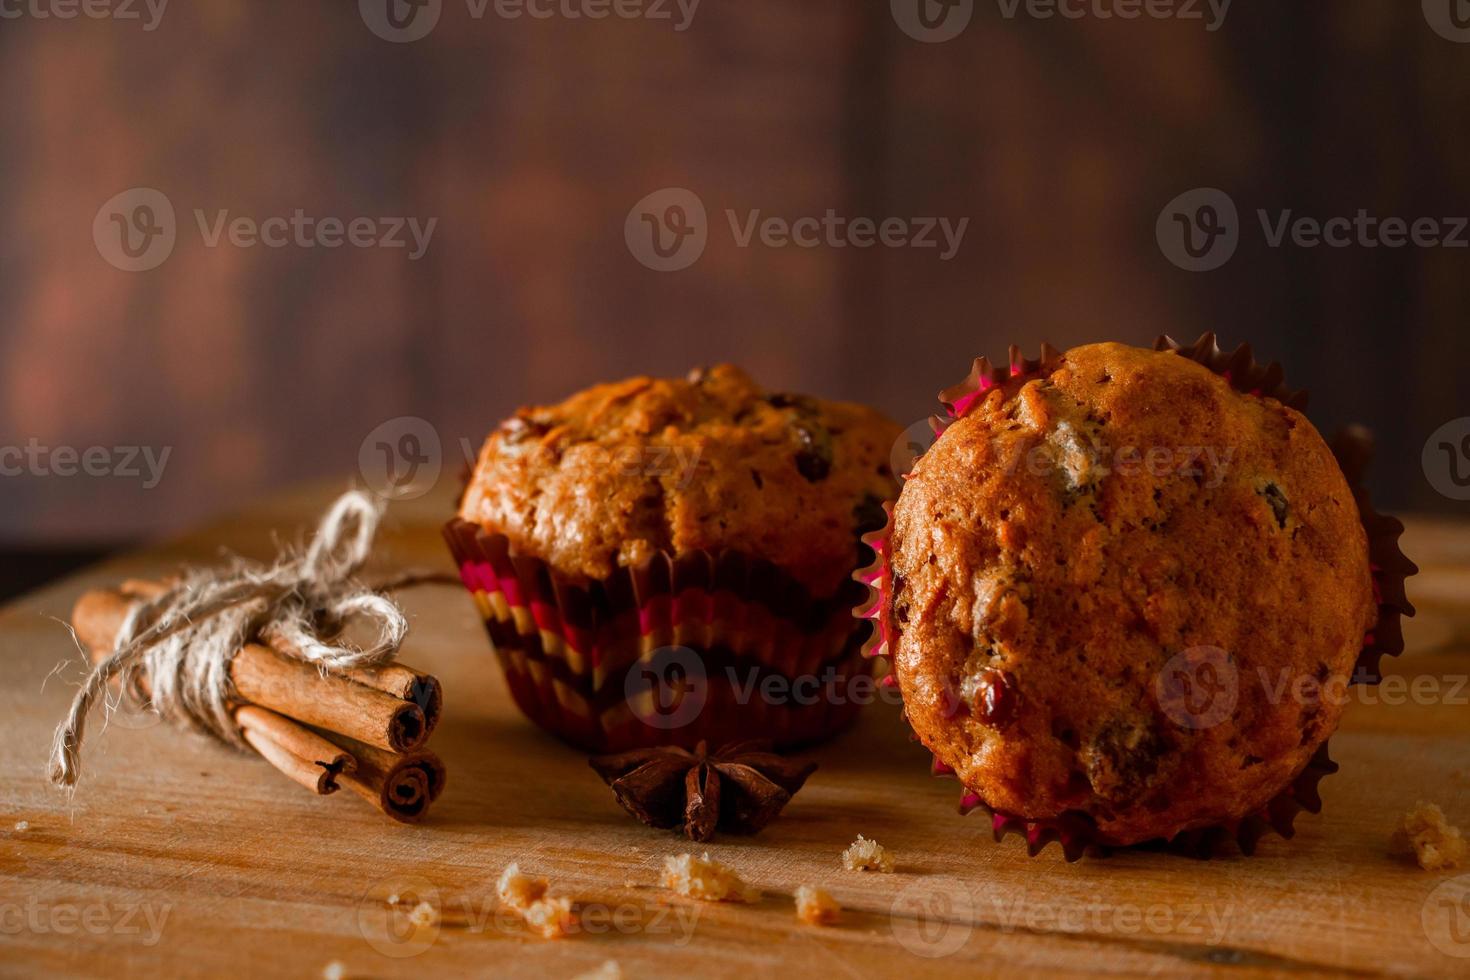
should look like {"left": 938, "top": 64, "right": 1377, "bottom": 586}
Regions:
{"left": 498, "top": 863, "right": 577, "bottom": 939}
{"left": 13, "top": 821, "right": 29, "bottom": 832}
{"left": 498, "top": 863, "right": 550, "bottom": 908}
{"left": 794, "top": 885, "right": 840, "bottom": 926}
{"left": 661, "top": 853, "right": 760, "bottom": 903}
{"left": 572, "top": 962, "right": 623, "bottom": 980}
{"left": 1395, "top": 801, "right": 1467, "bottom": 871}
{"left": 408, "top": 900, "right": 438, "bottom": 928}
{"left": 521, "top": 895, "right": 576, "bottom": 940}
{"left": 386, "top": 893, "right": 400, "bottom": 906}
{"left": 322, "top": 962, "right": 346, "bottom": 980}
{"left": 842, "top": 835, "right": 895, "bottom": 873}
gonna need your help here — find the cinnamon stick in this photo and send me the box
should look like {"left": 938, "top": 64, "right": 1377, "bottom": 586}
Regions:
{"left": 341, "top": 663, "right": 443, "bottom": 740}
{"left": 236, "top": 705, "right": 355, "bottom": 795}
{"left": 70, "top": 582, "right": 449, "bottom": 822}
{"left": 122, "top": 577, "right": 443, "bottom": 737}
{"left": 72, "top": 588, "right": 433, "bottom": 753}
{"left": 77, "top": 620, "right": 357, "bottom": 799}
{"left": 262, "top": 623, "right": 443, "bottom": 741}
{"left": 318, "top": 729, "right": 447, "bottom": 824}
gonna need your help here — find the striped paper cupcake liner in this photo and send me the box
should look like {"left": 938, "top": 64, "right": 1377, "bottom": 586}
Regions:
{"left": 446, "top": 518, "right": 877, "bottom": 753}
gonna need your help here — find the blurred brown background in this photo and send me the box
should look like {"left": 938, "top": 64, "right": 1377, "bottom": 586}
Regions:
{"left": 1, "top": 1, "right": 1468, "bottom": 591}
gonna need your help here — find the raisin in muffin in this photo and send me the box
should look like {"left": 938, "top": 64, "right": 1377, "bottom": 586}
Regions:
{"left": 885, "top": 341, "right": 1376, "bottom": 847}
{"left": 447, "top": 365, "right": 900, "bottom": 752}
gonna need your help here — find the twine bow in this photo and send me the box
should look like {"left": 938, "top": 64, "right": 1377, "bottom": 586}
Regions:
{"left": 49, "top": 490, "right": 412, "bottom": 789}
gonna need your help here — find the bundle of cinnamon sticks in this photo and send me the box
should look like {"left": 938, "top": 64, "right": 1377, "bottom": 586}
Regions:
{"left": 71, "top": 579, "right": 446, "bottom": 823}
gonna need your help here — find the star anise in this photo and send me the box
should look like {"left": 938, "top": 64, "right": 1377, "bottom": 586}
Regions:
{"left": 589, "top": 740, "right": 818, "bottom": 842}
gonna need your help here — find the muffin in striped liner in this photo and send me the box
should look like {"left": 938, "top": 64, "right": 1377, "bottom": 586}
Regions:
{"left": 447, "top": 365, "right": 899, "bottom": 752}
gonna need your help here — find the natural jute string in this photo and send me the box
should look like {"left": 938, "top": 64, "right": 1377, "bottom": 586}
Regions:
{"left": 49, "top": 490, "right": 432, "bottom": 789}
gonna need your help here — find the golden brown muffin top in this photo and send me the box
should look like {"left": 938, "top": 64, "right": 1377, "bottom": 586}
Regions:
{"left": 888, "top": 342, "right": 1376, "bottom": 844}
{"left": 460, "top": 365, "right": 900, "bottom": 599}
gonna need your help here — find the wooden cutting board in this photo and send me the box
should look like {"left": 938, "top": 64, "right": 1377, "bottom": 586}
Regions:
{"left": 2, "top": 482, "right": 1468, "bottom": 979}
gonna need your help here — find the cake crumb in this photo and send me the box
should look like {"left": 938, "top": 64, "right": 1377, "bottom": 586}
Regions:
{"left": 794, "top": 885, "right": 840, "bottom": 925}
{"left": 572, "top": 962, "right": 623, "bottom": 980}
{"left": 321, "top": 962, "right": 346, "bottom": 980}
{"left": 498, "top": 863, "right": 550, "bottom": 908}
{"left": 498, "top": 863, "right": 577, "bottom": 939}
{"left": 13, "top": 821, "right": 29, "bottom": 832}
{"left": 1395, "top": 801, "right": 1467, "bottom": 871}
{"left": 407, "top": 900, "right": 438, "bottom": 928}
{"left": 386, "top": 893, "right": 400, "bottom": 906}
{"left": 842, "top": 835, "right": 895, "bottom": 873}
{"left": 661, "top": 853, "right": 760, "bottom": 903}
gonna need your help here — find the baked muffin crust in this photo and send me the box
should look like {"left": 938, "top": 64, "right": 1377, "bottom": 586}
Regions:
{"left": 460, "top": 365, "right": 899, "bottom": 599}
{"left": 887, "top": 342, "right": 1375, "bottom": 844}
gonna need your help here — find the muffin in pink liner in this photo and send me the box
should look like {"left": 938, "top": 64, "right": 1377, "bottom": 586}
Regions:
{"left": 447, "top": 365, "right": 899, "bottom": 753}
{"left": 855, "top": 335, "right": 1416, "bottom": 859}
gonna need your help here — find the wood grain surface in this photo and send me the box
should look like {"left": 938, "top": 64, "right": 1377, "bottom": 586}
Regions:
{"left": 2, "top": 482, "right": 1469, "bottom": 978}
